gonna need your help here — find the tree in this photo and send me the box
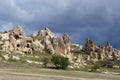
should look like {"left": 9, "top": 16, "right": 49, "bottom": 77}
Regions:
{"left": 51, "top": 55, "right": 69, "bottom": 69}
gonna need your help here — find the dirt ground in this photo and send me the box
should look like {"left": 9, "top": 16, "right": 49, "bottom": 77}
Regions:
{"left": 0, "top": 66, "right": 120, "bottom": 80}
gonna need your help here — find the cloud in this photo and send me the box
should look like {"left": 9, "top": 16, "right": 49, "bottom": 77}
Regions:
{"left": 0, "top": 0, "right": 120, "bottom": 48}
{"left": 0, "top": 22, "right": 14, "bottom": 32}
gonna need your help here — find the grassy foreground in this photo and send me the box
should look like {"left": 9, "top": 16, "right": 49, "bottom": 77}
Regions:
{"left": 0, "top": 62, "right": 120, "bottom": 80}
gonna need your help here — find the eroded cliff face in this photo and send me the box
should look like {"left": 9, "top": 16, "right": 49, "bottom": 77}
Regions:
{"left": 36, "top": 27, "right": 72, "bottom": 59}
{"left": 0, "top": 26, "right": 72, "bottom": 59}
{"left": 0, "top": 25, "right": 33, "bottom": 54}
{"left": 0, "top": 25, "right": 120, "bottom": 65}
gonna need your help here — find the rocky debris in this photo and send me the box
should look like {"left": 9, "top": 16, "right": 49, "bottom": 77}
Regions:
{"left": 113, "top": 65, "right": 120, "bottom": 69}
{"left": 3, "top": 54, "right": 10, "bottom": 60}
{"left": 0, "top": 32, "right": 10, "bottom": 41}
{"left": 2, "top": 54, "right": 20, "bottom": 61}
{"left": 26, "top": 60, "right": 43, "bottom": 64}
{"left": 76, "top": 54, "right": 85, "bottom": 64}
{"left": 12, "top": 55, "right": 20, "bottom": 60}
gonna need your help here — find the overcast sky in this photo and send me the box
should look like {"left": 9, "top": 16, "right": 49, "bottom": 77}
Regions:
{"left": 0, "top": 0, "right": 120, "bottom": 48}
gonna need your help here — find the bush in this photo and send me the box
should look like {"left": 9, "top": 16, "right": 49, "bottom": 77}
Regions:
{"left": 97, "top": 60, "right": 113, "bottom": 68}
{"left": 44, "top": 48, "right": 52, "bottom": 54}
{"left": 114, "top": 60, "right": 120, "bottom": 69}
{"left": 51, "top": 55, "right": 69, "bottom": 69}
{"left": 91, "top": 64, "right": 100, "bottom": 72}
{"left": 42, "top": 57, "right": 49, "bottom": 68}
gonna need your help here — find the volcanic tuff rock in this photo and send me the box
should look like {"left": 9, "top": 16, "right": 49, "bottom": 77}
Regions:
{"left": 36, "top": 27, "right": 72, "bottom": 58}
{"left": 0, "top": 25, "right": 34, "bottom": 54}
{"left": 0, "top": 25, "right": 120, "bottom": 65}
{"left": 83, "top": 39, "right": 120, "bottom": 61}
{"left": 0, "top": 26, "right": 72, "bottom": 59}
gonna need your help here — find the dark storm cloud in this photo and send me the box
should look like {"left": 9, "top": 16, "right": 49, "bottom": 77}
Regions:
{"left": 0, "top": 0, "right": 120, "bottom": 48}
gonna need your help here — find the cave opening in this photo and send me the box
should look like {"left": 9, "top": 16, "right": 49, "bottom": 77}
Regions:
{"left": 14, "top": 34, "right": 19, "bottom": 40}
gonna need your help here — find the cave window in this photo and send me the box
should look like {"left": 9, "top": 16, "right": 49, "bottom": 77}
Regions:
{"left": 41, "top": 41, "right": 44, "bottom": 44}
{"left": 19, "top": 33, "right": 22, "bottom": 35}
{"left": 32, "top": 48, "right": 34, "bottom": 50}
{"left": 27, "top": 40, "right": 32, "bottom": 43}
{"left": 46, "top": 32, "right": 48, "bottom": 35}
{"left": 27, "top": 44, "right": 30, "bottom": 48}
{"left": 17, "top": 44, "right": 20, "bottom": 47}
{"left": 14, "top": 34, "right": 19, "bottom": 40}
{"left": 24, "top": 51, "right": 27, "bottom": 54}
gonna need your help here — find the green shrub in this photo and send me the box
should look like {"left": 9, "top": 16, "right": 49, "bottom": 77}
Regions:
{"left": 97, "top": 60, "right": 113, "bottom": 68}
{"left": 114, "top": 60, "right": 120, "bottom": 69}
{"left": 8, "top": 58, "right": 18, "bottom": 62}
{"left": 44, "top": 48, "right": 52, "bottom": 54}
{"left": 51, "top": 55, "right": 69, "bottom": 69}
{"left": 42, "top": 57, "right": 49, "bottom": 68}
{"left": 91, "top": 64, "right": 100, "bottom": 72}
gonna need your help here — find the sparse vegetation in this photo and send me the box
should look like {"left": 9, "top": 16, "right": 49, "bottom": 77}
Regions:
{"left": 44, "top": 48, "right": 53, "bottom": 54}
{"left": 42, "top": 57, "right": 50, "bottom": 68}
{"left": 51, "top": 55, "right": 69, "bottom": 69}
{"left": 91, "top": 64, "right": 100, "bottom": 72}
{"left": 8, "top": 58, "right": 18, "bottom": 62}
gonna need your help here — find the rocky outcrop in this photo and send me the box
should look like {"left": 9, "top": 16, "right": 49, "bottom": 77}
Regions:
{"left": 83, "top": 40, "right": 120, "bottom": 61}
{"left": 36, "top": 28, "right": 72, "bottom": 58}
{"left": 98, "top": 46, "right": 105, "bottom": 60}
{"left": 84, "top": 38, "right": 96, "bottom": 56}
{"left": 0, "top": 25, "right": 120, "bottom": 65}
{"left": 0, "top": 25, "right": 41, "bottom": 54}
{"left": 0, "top": 26, "right": 72, "bottom": 61}
{"left": 54, "top": 33, "right": 71, "bottom": 56}
{"left": 37, "top": 27, "right": 56, "bottom": 39}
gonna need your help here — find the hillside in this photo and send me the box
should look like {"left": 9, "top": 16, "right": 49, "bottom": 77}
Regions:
{"left": 0, "top": 25, "right": 120, "bottom": 71}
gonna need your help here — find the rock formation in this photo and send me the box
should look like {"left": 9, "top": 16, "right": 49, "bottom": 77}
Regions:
{"left": 98, "top": 46, "right": 105, "bottom": 60}
{"left": 0, "top": 25, "right": 120, "bottom": 66}
{"left": 83, "top": 39, "right": 120, "bottom": 62}
{"left": 0, "top": 26, "right": 73, "bottom": 61}
{"left": 36, "top": 28, "right": 72, "bottom": 58}
{"left": 84, "top": 38, "right": 96, "bottom": 56}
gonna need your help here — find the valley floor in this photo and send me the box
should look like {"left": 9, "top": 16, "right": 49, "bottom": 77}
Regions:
{"left": 0, "top": 64, "right": 120, "bottom": 80}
